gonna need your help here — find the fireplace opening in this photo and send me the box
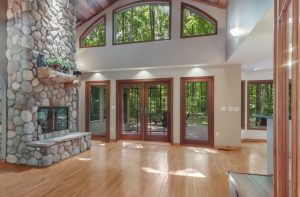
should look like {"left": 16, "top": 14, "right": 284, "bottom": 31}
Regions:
{"left": 38, "top": 107, "right": 69, "bottom": 133}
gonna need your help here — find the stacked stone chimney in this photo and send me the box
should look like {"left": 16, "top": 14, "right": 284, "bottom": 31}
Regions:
{"left": 5, "top": 0, "right": 78, "bottom": 165}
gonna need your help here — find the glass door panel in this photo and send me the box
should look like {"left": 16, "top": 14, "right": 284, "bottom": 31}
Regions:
{"left": 145, "top": 83, "right": 170, "bottom": 141}
{"left": 121, "top": 85, "right": 142, "bottom": 139}
{"left": 89, "top": 85, "right": 107, "bottom": 136}
{"left": 185, "top": 81, "right": 208, "bottom": 141}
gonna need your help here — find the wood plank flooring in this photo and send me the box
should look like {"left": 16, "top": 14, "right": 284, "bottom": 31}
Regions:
{"left": 0, "top": 141, "right": 267, "bottom": 197}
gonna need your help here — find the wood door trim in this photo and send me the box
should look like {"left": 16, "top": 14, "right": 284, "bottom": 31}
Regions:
{"left": 180, "top": 76, "right": 214, "bottom": 147}
{"left": 116, "top": 78, "right": 173, "bottom": 143}
{"left": 291, "top": 0, "right": 299, "bottom": 196}
{"left": 241, "top": 81, "right": 245, "bottom": 129}
{"left": 85, "top": 80, "right": 111, "bottom": 142}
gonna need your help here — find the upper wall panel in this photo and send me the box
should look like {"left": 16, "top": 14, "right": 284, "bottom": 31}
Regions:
{"left": 76, "top": 0, "right": 227, "bottom": 72}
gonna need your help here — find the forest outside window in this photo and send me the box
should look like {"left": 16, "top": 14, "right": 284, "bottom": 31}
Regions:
{"left": 113, "top": 1, "right": 171, "bottom": 45}
{"left": 247, "top": 81, "right": 273, "bottom": 130}
{"left": 80, "top": 16, "right": 106, "bottom": 48}
{"left": 181, "top": 3, "right": 217, "bottom": 38}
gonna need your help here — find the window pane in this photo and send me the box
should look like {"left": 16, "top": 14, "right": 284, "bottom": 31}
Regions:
{"left": 182, "top": 6, "right": 217, "bottom": 37}
{"left": 153, "top": 5, "right": 170, "bottom": 40}
{"left": 185, "top": 81, "right": 208, "bottom": 141}
{"left": 81, "top": 18, "right": 105, "bottom": 47}
{"left": 114, "top": 2, "right": 170, "bottom": 45}
{"left": 248, "top": 82, "right": 273, "bottom": 129}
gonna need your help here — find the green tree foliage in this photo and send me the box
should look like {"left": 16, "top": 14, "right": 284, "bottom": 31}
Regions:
{"left": 248, "top": 83, "right": 273, "bottom": 128}
{"left": 114, "top": 3, "right": 170, "bottom": 44}
{"left": 182, "top": 7, "right": 216, "bottom": 37}
{"left": 185, "top": 82, "right": 208, "bottom": 125}
{"left": 81, "top": 20, "right": 105, "bottom": 47}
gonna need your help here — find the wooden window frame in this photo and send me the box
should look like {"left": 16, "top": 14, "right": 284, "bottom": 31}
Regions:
{"left": 247, "top": 80, "right": 273, "bottom": 130}
{"left": 85, "top": 81, "right": 111, "bottom": 142}
{"left": 241, "top": 81, "right": 245, "bottom": 129}
{"left": 180, "top": 76, "right": 214, "bottom": 147}
{"left": 180, "top": 2, "right": 218, "bottom": 39}
{"left": 79, "top": 15, "right": 106, "bottom": 48}
{"left": 112, "top": 0, "right": 172, "bottom": 46}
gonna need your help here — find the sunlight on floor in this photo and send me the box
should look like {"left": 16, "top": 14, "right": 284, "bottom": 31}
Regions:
{"left": 188, "top": 147, "right": 218, "bottom": 154}
{"left": 77, "top": 158, "right": 92, "bottom": 161}
{"left": 169, "top": 168, "right": 206, "bottom": 178}
{"left": 122, "top": 142, "right": 144, "bottom": 149}
{"left": 142, "top": 167, "right": 206, "bottom": 178}
{"left": 99, "top": 143, "right": 106, "bottom": 146}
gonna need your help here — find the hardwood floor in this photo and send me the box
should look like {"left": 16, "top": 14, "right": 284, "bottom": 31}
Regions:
{"left": 0, "top": 141, "right": 267, "bottom": 197}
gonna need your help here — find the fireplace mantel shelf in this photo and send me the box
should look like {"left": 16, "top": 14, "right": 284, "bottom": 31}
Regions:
{"left": 36, "top": 67, "right": 80, "bottom": 87}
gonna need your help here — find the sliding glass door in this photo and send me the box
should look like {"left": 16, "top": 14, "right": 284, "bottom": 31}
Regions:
{"left": 181, "top": 77, "right": 214, "bottom": 146}
{"left": 86, "top": 81, "right": 110, "bottom": 141}
{"left": 117, "top": 79, "right": 172, "bottom": 142}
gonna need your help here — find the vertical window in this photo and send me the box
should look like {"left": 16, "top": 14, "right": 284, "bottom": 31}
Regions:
{"left": 247, "top": 81, "right": 273, "bottom": 130}
{"left": 181, "top": 3, "right": 217, "bottom": 38}
{"left": 113, "top": 1, "right": 171, "bottom": 45}
{"left": 80, "top": 16, "right": 106, "bottom": 48}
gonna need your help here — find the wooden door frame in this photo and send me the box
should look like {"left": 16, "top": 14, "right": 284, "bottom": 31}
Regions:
{"left": 85, "top": 81, "right": 111, "bottom": 142}
{"left": 180, "top": 76, "right": 214, "bottom": 147}
{"left": 116, "top": 78, "right": 173, "bottom": 143}
{"left": 274, "top": 0, "right": 299, "bottom": 196}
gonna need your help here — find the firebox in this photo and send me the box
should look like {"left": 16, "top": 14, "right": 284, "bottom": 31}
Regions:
{"left": 37, "top": 107, "right": 69, "bottom": 133}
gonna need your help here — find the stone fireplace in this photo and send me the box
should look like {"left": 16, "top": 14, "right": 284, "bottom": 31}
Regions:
{"left": 5, "top": 0, "right": 91, "bottom": 166}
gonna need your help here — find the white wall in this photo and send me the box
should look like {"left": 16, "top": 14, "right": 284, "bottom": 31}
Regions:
{"left": 79, "top": 65, "right": 242, "bottom": 147}
{"left": 227, "top": 0, "right": 273, "bottom": 59}
{"left": 76, "top": 0, "right": 227, "bottom": 72}
{"left": 241, "top": 69, "right": 273, "bottom": 140}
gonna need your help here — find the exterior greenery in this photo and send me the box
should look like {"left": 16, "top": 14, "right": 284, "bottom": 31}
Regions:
{"left": 81, "top": 18, "right": 105, "bottom": 47}
{"left": 182, "top": 6, "right": 216, "bottom": 38}
{"left": 185, "top": 82, "right": 208, "bottom": 126}
{"left": 248, "top": 82, "right": 273, "bottom": 129}
{"left": 114, "top": 2, "right": 170, "bottom": 44}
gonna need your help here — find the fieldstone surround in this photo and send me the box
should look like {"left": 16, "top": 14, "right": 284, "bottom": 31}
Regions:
{"left": 5, "top": 0, "right": 87, "bottom": 166}
{"left": 25, "top": 132, "right": 91, "bottom": 167}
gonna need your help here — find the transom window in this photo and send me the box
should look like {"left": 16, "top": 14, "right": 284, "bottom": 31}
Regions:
{"left": 113, "top": 1, "right": 171, "bottom": 45}
{"left": 181, "top": 3, "right": 217, "bottom": 38}
{"left": 80, "top": 16, "right": 106, "bottom": 48}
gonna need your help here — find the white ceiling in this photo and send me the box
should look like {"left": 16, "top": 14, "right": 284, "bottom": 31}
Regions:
{"left": 227, "top": 8, "right": 274, "bottom": 71}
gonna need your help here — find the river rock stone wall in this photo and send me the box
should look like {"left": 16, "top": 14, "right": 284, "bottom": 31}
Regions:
{"left": 26, "top": 134, "right": 91, "bottom": 167}
{"left": 5, "top": 0, "right": 78, "bottom": 164}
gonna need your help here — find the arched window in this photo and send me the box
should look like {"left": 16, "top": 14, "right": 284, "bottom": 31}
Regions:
{"left": 181, "top": 3, "right": 217, "bottom": 38}
{"left": 113, "top": 1, "right": 171, "bottom": 45}
{"left": 80, "top": 15, "right": 106, "bottom": 48}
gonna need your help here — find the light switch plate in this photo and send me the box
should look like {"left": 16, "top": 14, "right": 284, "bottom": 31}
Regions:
{"left": 228, "top": 106, "right": 234, "bottom": 112}
{"left": 221, "top": 106, "right": 227, "bottom": 112}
